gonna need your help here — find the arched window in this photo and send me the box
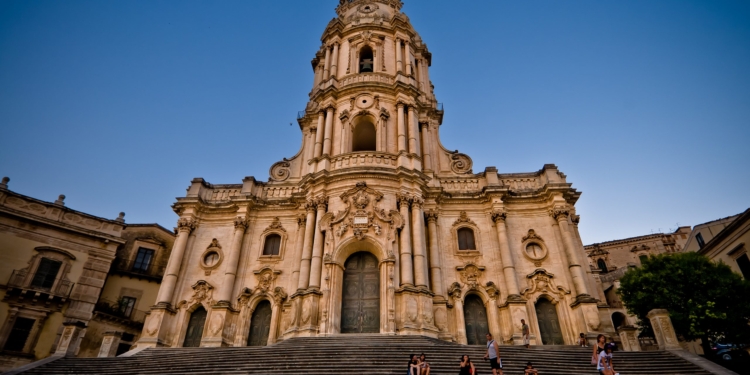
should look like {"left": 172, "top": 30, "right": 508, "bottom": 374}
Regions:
{"left": 359, "top": 46, "right": 374, "bottom": 73}
{"left": 612, "top": 312, "right": 627, "bottom": 330}
{"left": 597, "top": 258, "right": 608, "bottom": 273}
{"left": 457, "top": 228, "right": 476, "bottom": 250}
{"left": 262, "top": 234, "right": 281, "bottom": 256}
{"left": 352, "top": 119, "right": 376, "bottom": 152}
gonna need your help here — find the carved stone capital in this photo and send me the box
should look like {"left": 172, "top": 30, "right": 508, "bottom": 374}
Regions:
{"left": 177, "top": 218, "right": 197, "bottom": 233}
{"left": 410, "top": 196, "right": 424, "bottom": 209}
{"left": 297, "top": 214, "right": 307, "bottom": 227}
{"left": 571, "top": 214, "right": 580, "bottom": 225}
{"left": 396, "top": 193, "right": 411, "bottom": 208}
{"left": 315, "top": 196, "right": 329, "bottom": 211}
{"left": 425, "top": 209, "right": 439, "bottom": 223}
{"left": 549, "top": 208, "right": 570, "bottom": 221}
{"left": 491, "top": 210, "right": 507, "bottom": 223}
{"left": 233, "top": 217, "right": 248, "bottom": 230}
{"left": 305, "top": 200, "right": 317, "bottom": 213}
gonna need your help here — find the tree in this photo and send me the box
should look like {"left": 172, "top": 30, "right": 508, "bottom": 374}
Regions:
{"left": 618, "top": 252, "right": 750, "bottom": 349}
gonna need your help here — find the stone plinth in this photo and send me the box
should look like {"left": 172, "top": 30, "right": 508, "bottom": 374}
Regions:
{"left": 647, "top": 308, "right": 682, "bottom": 350}
{"left": 97, "top": 331, "right": 122, "bottom": 357}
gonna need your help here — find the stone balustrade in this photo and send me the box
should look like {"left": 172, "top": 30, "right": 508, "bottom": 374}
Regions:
{"left": 501, "top": 177, "right": 541, "bottom": 191}
{"left": 263, "top": 186, "right": 300, "bottom": 199}
{"left": 440, "top": 179, "right": 483, "bottom": 191}
{"left": 329, "top": 152, "right": 398, "bottom": 171}
{"left": 340, "top": 72, "right": 394, "bottom": 88}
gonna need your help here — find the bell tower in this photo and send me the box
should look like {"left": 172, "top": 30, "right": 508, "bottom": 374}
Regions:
{"left": 298, "top": 0, "right": 442, "bottom": 175}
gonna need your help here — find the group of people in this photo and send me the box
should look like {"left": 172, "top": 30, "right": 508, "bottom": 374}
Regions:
{"left": 406, "top": 327, "right": 621, "bottom": 375}
{"left": 408, "top": 332, "right": 540, "bottom": 375}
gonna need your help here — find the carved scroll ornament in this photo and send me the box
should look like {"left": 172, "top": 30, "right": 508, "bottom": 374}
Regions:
{"left": 269, "top": 158, "right": 291, "bottom": 182}
{"left": 449, "top": 150, "right": 473, "bottom": 174}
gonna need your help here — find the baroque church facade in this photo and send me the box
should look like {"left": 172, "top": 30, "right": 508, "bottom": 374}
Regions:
{"left": 138, "top": 0, "right": 614, "bottom": 349}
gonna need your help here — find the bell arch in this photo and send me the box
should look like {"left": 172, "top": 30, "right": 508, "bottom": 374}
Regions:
{"left": 358, "top": 45, "right": 374, "bottom": 73}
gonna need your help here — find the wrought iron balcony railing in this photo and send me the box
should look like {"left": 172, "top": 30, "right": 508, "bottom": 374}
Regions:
{"left": 6, "top": 269, "right": 74, "bottom": 298}
{"left": 113, "top": 258, "right": 167, "bottom": 280}
{"left": 94, "top": 298, "right": 147, "bottom": 324}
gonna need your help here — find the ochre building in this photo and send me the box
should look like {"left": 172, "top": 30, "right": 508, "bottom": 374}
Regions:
{"left": 138, "top": 0, "right": 614, "bottom": 350}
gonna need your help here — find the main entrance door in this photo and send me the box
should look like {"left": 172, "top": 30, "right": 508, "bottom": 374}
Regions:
{"left": 247, "top": 300, "right": 272, "bottom": 346}
{"left": 183, "top": 306, "right": 207, "bottom": 347}
{"left": 464, "top": 294, "right": 489, "bottom": 345}
{"left": 535, "top": 298, "right": 564, "bottom": 345}
{"left": 341, "top": 252, "right": 380, "bottom": 333}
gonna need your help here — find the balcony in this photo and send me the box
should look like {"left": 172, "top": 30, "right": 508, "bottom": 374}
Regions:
{"left": 93, "top": 298, "right": 147, "bottom": 329}
{"left": 112, "top": 258, "right": 167, "bottom": 283}
{"left": 3, "top": 269, "right": 74, "bottom": 310}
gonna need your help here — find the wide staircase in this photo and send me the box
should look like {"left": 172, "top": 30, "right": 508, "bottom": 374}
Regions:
{"left": 17, "top": 335, "right": 710, "bottom": 374}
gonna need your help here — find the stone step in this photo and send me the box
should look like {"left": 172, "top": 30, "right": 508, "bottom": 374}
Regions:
{"left": 17, "top": 336, "right": 712, "bottom": 375}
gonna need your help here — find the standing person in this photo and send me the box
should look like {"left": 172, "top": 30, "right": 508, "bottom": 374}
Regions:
{"left": 418, "top": 353, "right": 430, "bottom": 375}
{"left": 407, "top": 354, "right": 419, "bottom": 375}
{"left": 459, "top": 355, "right": 475, "bottom": 375}
{"left": 591, "top": 334, "right": 606, "bottom": 366}
{"left": 521, "top": 319, "right": 530, "bottom": 348}
{"left": 524, "top": 361, "right": 539, "bottom": 374}
{"left": 597, "top": 344, "right": 616, "bottom": 375}
{"left": 483, "top": 333, "right": 503, "bottom": 375}
{"left": 578, "top": 333, "right": 587, "bottom": 347}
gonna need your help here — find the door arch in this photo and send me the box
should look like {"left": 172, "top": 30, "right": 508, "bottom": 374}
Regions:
{"left": 247, "top": 300, "right": 272, "bottom": 346}
{"left": 341, "top": 252, "right": 380, "bottom": 333}
{"left": 463, "top": 294, "right": 489, "bottom": 345}
{"left": 183, "top": 306, "right": 207, "bottom": 347}
{"left": 535, "top": 298, "right": 564, "bottom": 345}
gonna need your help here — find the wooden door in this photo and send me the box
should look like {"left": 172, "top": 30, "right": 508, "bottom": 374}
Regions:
{"left": 183, "top": 306, "right": 207, "bottom": 347}
{"left": 463, "top": 295, "right": 489, "bottom": 345}
{"left": 247, "top": 301, "right": 272, "bottom": 346}
{"left": 535, "top": 299, "right": 564, "bottom": 345}
{"left": 341, "top": 252, "right": 380, "bottom": 333}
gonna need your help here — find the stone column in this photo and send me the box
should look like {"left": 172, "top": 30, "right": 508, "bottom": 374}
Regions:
{"left": 407, "top": 106, "right": 419, "bottom": 155}
{"left": 304, "top": 128, "right": 315, "bottom": 173}
{"left": 420, "top": 123, "right": 432, "bottom": 170}
{"left": 314, "top": 111, "right": 325, "bottom": 158}
{"left": 551, "top": 208, "right": 590, "bottom": 297}
{"left": 291, "top": 214, "right": 306, "bottom": 290}
{"left": 156, "top": 217, "right": 195, "bottom": 305}
{"left": 268, "top": 296, "right": 283, "bottom": 344}
{"left": 491, "top": 211, "right": 521, "bottom": 298}
{"left": 323, "top": 45, "right": 331, "bottom": 78}
{"left": 450, "top": 288, "right": 467, "bottom": 344}
{"left": 410, "top": 198, "right": 428, "bottom": 289}
{"left": 330, "top": 42, "right": 339, "bottom": 78}
{"left": 297, "top": 201, "right": 317, "bottom": 290}
{"left": 425, "top": 210, "right": 444, "bottom": 296}
{"left": 404, "top": 40, "right": 412, "bottom": 76}
{"left": 395, "top": 38, "right": 402, "bottom": 73}
{"left": 398, "top": 194, "right": 414, "bottom": 286}
{"left": 216, "top": 217, "right": 248, "bottom": 303}
{"left": 322, "top": 107, "right": 334, "bottom": 156}
{"left": 397, "top": 103, "right": 407, "bottom": 152}
{"left": 308, "top": 197, "right": 328, "bottom": 289}
{"left": 97, "top": 331, "right": 122, "bottom": 357}
{"left": 647, "top": 309, "right": 682, "bottom": 350}
{"left": 385, "top": 110, "right": 396, "bottom": 153}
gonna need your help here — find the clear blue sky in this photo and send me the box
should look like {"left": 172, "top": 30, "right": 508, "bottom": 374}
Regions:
{"left": 1, "top": 0, "right": 748, "bottom": 244}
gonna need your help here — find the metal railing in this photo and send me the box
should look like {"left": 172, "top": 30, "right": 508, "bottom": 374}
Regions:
{"left": 436, "top": 103, "right": 444, "bottom": 111}
{"left": 114, "top": 258, "right": 167, "bottom": 279}
{"left": 94, "top": 298, "right": 147, "bottom": 324}
{"left": 297, "top": 111, "right": 306, "bottom": 119}
{"left": 6, "top": 269, "right": 74, "bottom": 297}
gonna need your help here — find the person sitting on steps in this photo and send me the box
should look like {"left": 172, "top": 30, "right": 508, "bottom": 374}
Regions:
{"left": 524, "top": 361, "right": 539, "bottom": 374}
{"left": 418, "top": 353, "right": 430, "bottom": 375}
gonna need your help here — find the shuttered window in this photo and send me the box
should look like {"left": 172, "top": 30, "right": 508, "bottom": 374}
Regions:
{"left": 457, "top": 228, "right": 476, "bottom": 250}
{"left": 30, "top": 258, "right": 62, "bottom": 290}
{"left": 263, "top": 234, "right": 281, "bottom": 256}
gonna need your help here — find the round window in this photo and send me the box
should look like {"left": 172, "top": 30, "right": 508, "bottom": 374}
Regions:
{"left": 525, "top": 243, "right": 544, "bottom": 259}
{"left": 204, "top": 251, "right": 219, "bottom": 267}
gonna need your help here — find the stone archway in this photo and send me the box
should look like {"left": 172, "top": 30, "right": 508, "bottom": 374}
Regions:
{"left": 463, "top": 294, "right": 489, "bottom": 345}
{"left": 535, "top": 297, "right": 563, "bottom": 345}
{"left": 341, "top": 252, "right": 380, "bottom": 333}
{"left": 183, "top": 306, "right": 207, "bottom": 347}
{"left": 247, "top": 300, "right": 272, "bottom": 346}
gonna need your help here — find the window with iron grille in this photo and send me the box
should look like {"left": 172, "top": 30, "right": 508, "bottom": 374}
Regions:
{"left": 30, "top": 258, "right": 62, "bottom": 290}
{"left": 3, "top": 317, "right": 35, "bottom": 352}
{"left": 132, "top": 247, "right": 154, "bottom": 273}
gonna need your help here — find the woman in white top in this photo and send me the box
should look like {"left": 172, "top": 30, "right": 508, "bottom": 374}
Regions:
{"left": 597, "top": 344, "right": 616, "bottom": 375}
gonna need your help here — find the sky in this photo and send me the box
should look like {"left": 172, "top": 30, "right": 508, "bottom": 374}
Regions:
{"left": 1, "top": 0, "right": 748, "bottom": 244}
